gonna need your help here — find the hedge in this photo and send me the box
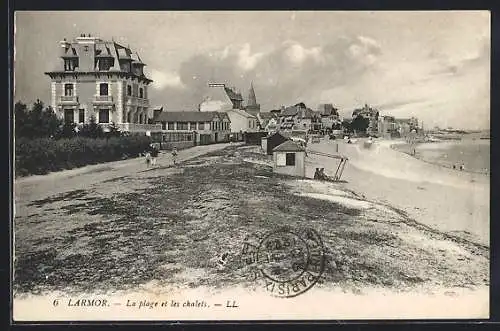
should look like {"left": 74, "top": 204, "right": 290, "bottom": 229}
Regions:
{"left": 15, "top": 136, "right": 151, "bottom": 177}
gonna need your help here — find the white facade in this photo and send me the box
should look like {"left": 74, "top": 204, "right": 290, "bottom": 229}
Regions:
{"left": 226, "top": 109, "right": 258, "bottom": 133}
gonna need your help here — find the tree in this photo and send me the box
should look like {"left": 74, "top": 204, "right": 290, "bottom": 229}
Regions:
{"left": 342, "top": 119, "right": 353, "bottom": 133}
{"left": 56, "top": 122, "right": 78, "bottom": 139}
{"left": 15, "top": 100, "right": 63, "bottom": 138}
{"left": 79, "top": 116, "right": 104, "bottom": 138}
{"left": 107, "top": 122, "right": 121, "bottom": 138}
{"left": 351, "top": 115, "right": 369, "bottom": 134}
{"left": 14, "top": 101, "right": 29, "bottom": 137}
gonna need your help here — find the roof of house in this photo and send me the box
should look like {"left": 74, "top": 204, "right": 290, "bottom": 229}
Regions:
{"left": 318, "top": 104, "right": 339, "bottom": 116}
{"left": 273, "top": 140, "right": 306, "bottom": 152}
{"left": 352, "top": 104, "right": 379, "bottom": 117}
{"left": 46, "top": 36, "right": 152, "bottom": 82}
{"left": 259, "top": 112, "right": 277, "bottom": 120}
{"left": 224, "top": 87, "right": 243, "bottom": 101}
{"left": 155, "top": 111, "right": 229, "bottom": 123}
{"left": 266, "top": 131, "right": 288, "bottom": 139}
{"left": 280, "top": 105, "right": 317, "bottom": 119}
{"left": 228, "top": 109, "right": 256, "bottom": 118}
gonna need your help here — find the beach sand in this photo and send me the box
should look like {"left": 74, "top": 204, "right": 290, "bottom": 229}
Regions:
{"left": 307, "top": 138, "right": 489, "bottom": 247}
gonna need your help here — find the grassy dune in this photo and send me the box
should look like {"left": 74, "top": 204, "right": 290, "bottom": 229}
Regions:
{"left": 14, "top": 145, "right": 488, "bottom": 297}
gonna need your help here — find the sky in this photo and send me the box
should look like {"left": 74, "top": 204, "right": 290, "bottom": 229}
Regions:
{"left": 14, "top": 11, "right": 490, "bottom": 130}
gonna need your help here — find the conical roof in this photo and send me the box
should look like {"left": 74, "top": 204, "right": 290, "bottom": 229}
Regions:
{"left": 247, "top": 82, "right": 257, "bottom": 106}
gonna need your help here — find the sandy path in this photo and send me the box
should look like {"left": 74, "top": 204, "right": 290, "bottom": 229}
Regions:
{"left": 307, "top": 139, "right": 489, "bottom": 246}
{"left": 14, "top": 143, "right": 238, "bottom": 215}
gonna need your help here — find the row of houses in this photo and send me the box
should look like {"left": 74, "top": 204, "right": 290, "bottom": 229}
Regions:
{"left": 44, "top": 34, "right": 418, "bottom": 146}
{"left": 350, "top": 104, "right": 420, "bottom": 138}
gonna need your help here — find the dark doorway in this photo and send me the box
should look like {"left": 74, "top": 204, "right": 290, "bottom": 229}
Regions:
{"left": 64, "top": 109, "right": 74, "bottom": 123}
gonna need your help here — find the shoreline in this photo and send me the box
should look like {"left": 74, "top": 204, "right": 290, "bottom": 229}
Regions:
{"left": 307, "top": 139, "right": 489, "bottom": 246}
{"left": 389, "top": 139, "right": 490, "bottom": 176}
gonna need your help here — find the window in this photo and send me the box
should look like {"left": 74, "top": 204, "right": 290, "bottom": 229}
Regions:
{"left": 127, "top": 85, "right": 132, "bottom": 96}
{"left": 161, "top": 122, "right": 166, "bottom": 130}
{"left": 98, "top": 58, "right": 112, "bottom": 71}
{"left": 249, "top": 120, "right": 253, "bottom": 128}
{"left": 139, "top": 114, "right": 143, "bottom": 124}
{"left": 276, "top": 153, "right": 286, "bottom": 166}
{"left": 78, "top": 109, "right": 85, "bottom": 123}
{"left": 99, "top": 83, "right": 109, "bottom": 96}
{"left": 139, "top": 88, "right": 143, "bottom": 98}
{"left": 177, "top": 122, "right": 188, "bottom": 130}
{"left": 198, "top": 122, "right": 205, "bottom": 130}
{"left": 64, "top": 59, "right": 77, "bottom": 71}
{"left": 190, "top": 122, "right": 196, "bottom": 130}
{"left": 167, "top": 122, "right": 175, "bottom": 130}
{"left": 98, "top": 109, "right": 109, "bottom": 123}
{"left": 64, "top": 109, "right": 74, "bottom": 123}
{"left": 286, "top": 153, "right": 296, "bottom": 166}
{"left": 64, "top": 84, "right": 74, "bottom": 96}
{"left": 127, "top": 112, "right": 131, "bottom": 123}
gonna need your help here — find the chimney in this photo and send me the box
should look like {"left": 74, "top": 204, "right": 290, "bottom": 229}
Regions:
{"left": 59, "top": 38, "right": 70, "bottom": 53}
{"left": 153, "top": 107, "right": 163, "bottom": 119}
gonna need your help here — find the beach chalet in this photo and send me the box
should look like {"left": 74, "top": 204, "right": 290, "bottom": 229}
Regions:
{"left": 264, "top": 131, "right": 289, "bottom": 155}
{"left": 153, "top": 109, "right": 230, "bottom": 148}
{"left": 272, "top": 140, "right": 306, "bottom": 178}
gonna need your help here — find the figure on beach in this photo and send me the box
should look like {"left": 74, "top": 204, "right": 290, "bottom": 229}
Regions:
{"left": 144, "top": 151, "right": 151, "bottom": 167}
{"left": 314, "top": 168, "right": 330, "bottom": 181}
{"left": 172, "top": 147, "right": 178, "bottom": 166}
{"left": 149, "top": 144, "right": 159, "bottom": 166}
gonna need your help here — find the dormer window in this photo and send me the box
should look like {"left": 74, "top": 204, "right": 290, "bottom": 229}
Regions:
{"left": 64, "top": 59, "right": 77, "bottom": 71}
{"left": 98, "top": 58, "right": 113, "bottom": 71}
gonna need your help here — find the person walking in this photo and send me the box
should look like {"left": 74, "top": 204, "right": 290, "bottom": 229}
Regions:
{"left": 172, "top": 146, "right": 178, "bottom": 166}
{"left": 150, "top": 144, "right": 159, "bottom": 167}
{"left": 144, "top": 148, "right": 152, "bottom": 168}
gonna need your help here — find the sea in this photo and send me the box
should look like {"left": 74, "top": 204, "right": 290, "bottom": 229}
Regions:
{"left": 395, "top": 134, "right": 490, "bottom": 175}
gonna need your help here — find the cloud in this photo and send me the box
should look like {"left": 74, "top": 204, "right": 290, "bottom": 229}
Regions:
{"left": 237, "top": 43, "right": 265, "bottom": 71}
{"left": 319, "top": 36, "right": 489, "bottom": 130}
{"left": 283, "top": 41, "right": 322, "bottom": 65}
{"left": 149, "top": 69, "right": 184, "bottom": 89}
{"left": 149, "top": 36, "right": 384, "bottom": 111}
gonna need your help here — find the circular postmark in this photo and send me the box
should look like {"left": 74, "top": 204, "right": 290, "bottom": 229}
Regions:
{"left": 239, "top": 227, "right": 326, "bottom": 298}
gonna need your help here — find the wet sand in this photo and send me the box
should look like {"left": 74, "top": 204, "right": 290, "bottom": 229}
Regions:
{"left": 307, "top": 138, "right": 489, "bottom": 246}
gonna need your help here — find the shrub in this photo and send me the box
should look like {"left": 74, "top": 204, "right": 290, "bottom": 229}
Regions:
{"left": 15, "top": 135, "right": 151, "bottom": 177}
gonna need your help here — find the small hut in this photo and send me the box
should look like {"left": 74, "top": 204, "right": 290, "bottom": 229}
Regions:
{"left": 272, "top": 140, "right": 306, "bottom": 178}
{"left": 266, "top": 131, "right": 288, "bottom": 155}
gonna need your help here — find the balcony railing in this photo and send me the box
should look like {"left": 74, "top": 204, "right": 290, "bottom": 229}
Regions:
{"left": 125, "top": 96, "right": 149, "bottom": 107}
{"left": 116, "top": 123, "right": 162, "bottom": 132}
{"left": 93, "top": 95, "right": 114, "bottom": 103}
{"left": 59, "top": 95, "right": 79, "bottom": 104}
